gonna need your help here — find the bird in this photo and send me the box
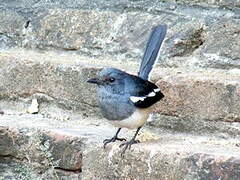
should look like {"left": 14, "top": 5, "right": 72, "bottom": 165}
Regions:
{"left": 87, "top": 24, "right": 167, "bottom": 155}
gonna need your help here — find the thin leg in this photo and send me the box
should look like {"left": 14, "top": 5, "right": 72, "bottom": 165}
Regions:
{"left": 119, "top": 127, "right": 142, "bottom": 156}
{"left": 103, "top": 128, "right": 126, "bottom": 148}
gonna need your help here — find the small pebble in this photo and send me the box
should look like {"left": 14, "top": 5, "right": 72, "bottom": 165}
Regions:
{"left": 27, "top": 99, "right": 39, "bottom": 114}
{"left": 0, "top": 110, "right": 4, "bottom": 115}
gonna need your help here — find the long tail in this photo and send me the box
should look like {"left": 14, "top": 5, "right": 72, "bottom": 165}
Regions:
{"left": 138, "top": 24, "right": 167, "bottom": 80}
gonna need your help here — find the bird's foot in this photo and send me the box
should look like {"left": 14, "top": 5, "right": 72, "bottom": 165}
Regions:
{"left": 119, "top": 139, "right": 140, "bottom": 156}
{"left": 103, "top": 136, "right": 126, "bottom": 148}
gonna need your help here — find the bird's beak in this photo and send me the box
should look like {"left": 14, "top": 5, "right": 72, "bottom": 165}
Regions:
{"left": 87, "top": 78, "right": 103, "bottom": 85}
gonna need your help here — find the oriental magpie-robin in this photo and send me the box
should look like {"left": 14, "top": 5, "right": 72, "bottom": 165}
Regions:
{"left": 87, "top": 24, "right": 167, "bottom": 155}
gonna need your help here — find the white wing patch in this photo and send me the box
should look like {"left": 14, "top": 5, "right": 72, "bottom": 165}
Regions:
{"left": 130, "top": 89, "right": 160, "bottom": 103}
{"left": 130, "top": 96, "right": 146, "bottom": 103}
{"left": 147, "top": 92, "right": 156, "bottom": 97}
{"left": 153, "top": 88, "right": 160, "bottom": 92}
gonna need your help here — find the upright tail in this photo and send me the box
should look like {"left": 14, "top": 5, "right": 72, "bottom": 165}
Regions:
{"left": 138, "top": 24, "right": 167, "bottom": 80}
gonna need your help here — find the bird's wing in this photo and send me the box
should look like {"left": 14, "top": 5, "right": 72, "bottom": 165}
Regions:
{"left": 128, "top": 78, "right": 164, "bottom": 108}
{"left": 138, "top": 24, "right": 167, "bottom": 80}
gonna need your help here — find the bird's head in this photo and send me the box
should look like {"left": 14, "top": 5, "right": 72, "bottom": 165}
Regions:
{"left": 87, "top": 68, "right": 126, "bottom": 86}
{"left": 87, "top": 68, "right": 128, "bottom": 94}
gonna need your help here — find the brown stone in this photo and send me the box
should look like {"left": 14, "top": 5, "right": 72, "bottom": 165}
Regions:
{"left": 1, "top": 50, "right": 240, "bottom": 124}
{"left": 83, "top": 137, "right": 240, "bottom": 180}
{"left": 0, "top": 126, "right": 83, "bottom": 177}
{"left": 153, "top": 69, "right": 240, "bottom": 122}
{"left": 0, "top": 1, "right": 240, "bottom": 179}
{"left": 0, "top": 106, "right": 240, "bottom": 179}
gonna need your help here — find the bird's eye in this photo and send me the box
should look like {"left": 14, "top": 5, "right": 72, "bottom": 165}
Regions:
{"left": 109, "top": 77, "right": 115, "bottom": 83}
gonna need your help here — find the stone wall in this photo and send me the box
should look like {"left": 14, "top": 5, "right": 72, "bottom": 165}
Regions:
{"left": 1, "top": 0, "right": 240, "bottom": 68}
{"left": 0, "top": 0, "right": 240, "bottom": 179}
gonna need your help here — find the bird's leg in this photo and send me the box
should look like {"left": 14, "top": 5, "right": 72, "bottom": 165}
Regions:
{"left": 119, "top": 127, "right": 141, "bottom": 156}
{"left": 103, "top": 128, "right": 126, "bottom": 148}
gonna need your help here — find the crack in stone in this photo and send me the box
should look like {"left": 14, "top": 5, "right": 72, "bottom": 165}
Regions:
{"left": 0, "top": 154, "right": 28, "bottom": 162}
{"left": 54, "top": 167, "right": 82, "bottom": 174}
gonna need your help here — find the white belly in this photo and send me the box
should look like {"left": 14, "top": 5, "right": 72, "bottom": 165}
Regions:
{"left": 109, "top": 107, "right": 152, "bottom": 129}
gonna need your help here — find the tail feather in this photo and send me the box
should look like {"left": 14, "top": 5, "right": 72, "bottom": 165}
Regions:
{"left": 138, "top": 24, "right": 167, "bottom": 80}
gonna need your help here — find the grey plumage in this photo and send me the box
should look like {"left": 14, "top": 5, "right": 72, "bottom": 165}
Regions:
{"left": 87, "top": 24, "right": 167, "bottom": 155}
{"left": 97, "top": 68, "right": 164, "bottom": 121}
{"left": 138, "top": 24, "right": 167, "bottom": 80}
{"left": 98, "top": 68, "right": 136, "bottom": 120}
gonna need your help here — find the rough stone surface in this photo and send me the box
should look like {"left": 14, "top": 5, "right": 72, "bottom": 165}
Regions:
{"left": 149, "top": 114, "right": 240, "bottom": 139}
{"left": 0, "top": 0, "right": 240, "bottom": 179}
{"left": 0, "top": 0, "right": 240, "bottom": 9}
{"left": 168, "top": 0, "right": 240, "bottom": 7}
{"left": 153, "top": 68, "right": 240, "bottom": 122}
{"left": 0, "top": 1, "right": 239, "bottom": 69}
{"left": 1, "top": 113, "right": 240, "bottom": 180}
{"left": 0, "top": 49, "right": 102, "bottom": 117}
{"left": 1, "top": 49, "right": 240, "bottom": 124}
{"left": 199, "top": 18, "right": 240, "bottom": 69}
{"left": 83, "top": 142, "right": 240, "bottom": 180}
{"left": 0, "top": 125, "right": 83, "bottom": 179}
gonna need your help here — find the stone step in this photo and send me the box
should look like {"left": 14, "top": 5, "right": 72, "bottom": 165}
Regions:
{"left": 0, "top": 49, "right": 240, "bottom": 137}
{"left": 0, "top": 1, "right": 239, "bottom": 179}
{"left": 0, "top": 2, "right": 240, "bottom": 69}
{"left": 154, "top": 67, "right": 240, "bottom": 122}
{"left": 0, "top": 113, "right": 240, "bottom": 179}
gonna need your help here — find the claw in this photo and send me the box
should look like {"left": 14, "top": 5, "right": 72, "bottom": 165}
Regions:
{"left": 103, "top": 136, "right": 126, "bottom": 148}
{"left": 118, "top": 127, "right": 142, "bottom": 156}
{"left": 119, "top": 139, "right": 140, "bottom": 156}
{"left": 116, "top": 137, "right": 127, "bottom": 141}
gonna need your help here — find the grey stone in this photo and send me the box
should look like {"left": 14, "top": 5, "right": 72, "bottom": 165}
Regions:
{"left": 0, "top": 9, "right": 25, "bottom": 35}
{"left": 1, "top": 113, "right": 240, "bottom": 179}
{"left": 167, "top": 0, "right": 240, "bottom": 8}
{"left": 0, "top": 127, "right": 15, "bottom": 156}
{"left": 0, "top": 9, "right": 26, "bottom": 48}
{"left": 0, "top": 49, "right": 101, "bottom": 116}
{"left": 21, "top": 7, "right": 240, "bottom": 69}
{"left": 0, "top": 0, "right": 239, "bottom": 11}
{"left": 1, "top": 49, "right": 240, "bottom": 124}
{"left": 0, "top": 1, "right": 239, "bottom": 69}
{"left": 0, "top": 0, "right": 240, "bottom": 179}
{"left": 83, "top": 137, "right": 240, "bottom": 180}
{"left": 0, "top": 34, "right": 16, "bottom": 48}
{"left": 199, "top": 18, "right": 240, "bottom": 69}
{"left": 148, "top": 114, "right": 240, "bottom": 138}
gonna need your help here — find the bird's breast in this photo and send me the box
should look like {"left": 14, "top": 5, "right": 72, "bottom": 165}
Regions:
{"left": 98, "top": 88, "right": 136, "bottom": 120}
{"left": 109, "top": 107, "right": 152, "bottom": 129}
